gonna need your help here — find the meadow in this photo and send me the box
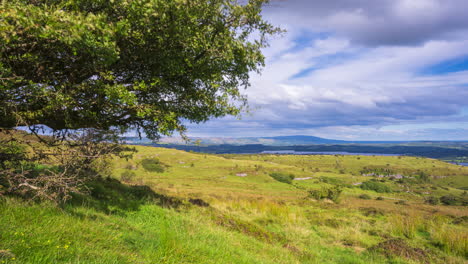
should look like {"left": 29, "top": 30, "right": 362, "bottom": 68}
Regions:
{"left": 1, "top": 145, "right": 467, "bottom": 263}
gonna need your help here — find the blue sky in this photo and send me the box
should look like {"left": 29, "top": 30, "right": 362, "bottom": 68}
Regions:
{"left": 184, "top": 0, "right": 468, "bottom": 140}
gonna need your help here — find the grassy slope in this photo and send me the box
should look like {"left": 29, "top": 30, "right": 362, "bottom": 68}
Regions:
{"left": 1, "top": 146, "right": 467, "bottom": 263}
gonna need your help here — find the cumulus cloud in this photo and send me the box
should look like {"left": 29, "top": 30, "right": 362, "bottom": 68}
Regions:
{"left": 187, "top": 0, "right": 468, "bottom": 140}
{"left": 266, "top": 0, "right": 468, "bottom": 46}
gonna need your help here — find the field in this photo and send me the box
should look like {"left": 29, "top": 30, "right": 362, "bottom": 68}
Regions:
{"left": 1, "top": 145, "right": 467, "bottom": 263}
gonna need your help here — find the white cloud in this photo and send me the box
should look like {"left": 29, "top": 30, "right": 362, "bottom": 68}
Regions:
{"left": 187, "top": 0, "right": 468, "bottom": 140}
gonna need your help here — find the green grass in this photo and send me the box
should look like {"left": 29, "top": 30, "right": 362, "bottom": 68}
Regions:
{"left": 1, "top": 145, "right": 467, "bottom": 263}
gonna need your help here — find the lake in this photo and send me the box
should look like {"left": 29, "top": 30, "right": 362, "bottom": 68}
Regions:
{"left": 451, "top": 162, "right": 468, "bottom": 167}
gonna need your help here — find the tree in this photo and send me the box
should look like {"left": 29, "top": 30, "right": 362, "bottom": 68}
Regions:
{"left": 0, "top": 0, "right": 279, "bottom": 139}
{"left": 1, "top": 0, "right": 279, "bottom": 203}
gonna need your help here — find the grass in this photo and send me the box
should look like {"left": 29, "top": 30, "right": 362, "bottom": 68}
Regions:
{"left": 1, "top": 145, "right": 467, "bottom": 263}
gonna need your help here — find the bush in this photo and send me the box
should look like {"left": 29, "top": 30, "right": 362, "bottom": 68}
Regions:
{"left": 395, "top": 200, "right": 408, "bottom": 205}
{"left": 359, "top": 207, "right": 385, "bottom": 216}
{"left": 0, "top": 129, "right": 131, "bottom": 204}
{"left": 424, "top": 196, "right": 439, "bottom": 205}
{"left": 360, "top": 167, "right": 395, "bottom": 176}
{"left": 319, "top": 176, "right": 343, "bottom": 185}
{"left": 418, "top": 171, "right": 431, "bottom": 183}
{"left": 269, "top": 172, "right": 295, "bottom": 184}
{"left": 308, "top": 186, "right": 342, "bottom": 202}
{"left": 360, "top": 180, "right": 392, "bottom": 193}
{"left": 124, "top": 163, "right": 138, "bottom": 170}
{"left": 376, "top": 196, "right": 384, "bottom": 200}
{"left": 0, "top": 141, "right": 28, "bottom": 169}
{"left": 460, "top": 195, "right": 468, "bottom": 206}
{"left": 440, "top": 195, "right": 458, "bottom": 206}
{"left": 141, "top": 158, "right": 166, "bottom": 173}
{"left": 120, "top": 171, "right": 136, "bottom": 182}
{"left": 359, "top": 194, "right": 372, "bottom": 200}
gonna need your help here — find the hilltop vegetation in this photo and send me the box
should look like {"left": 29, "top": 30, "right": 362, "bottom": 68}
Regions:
{"left": 148, "top": 142, "right": 468, "bottom": 159}
{"left": 1, "top": 145, "right": 467, "bottom": 263}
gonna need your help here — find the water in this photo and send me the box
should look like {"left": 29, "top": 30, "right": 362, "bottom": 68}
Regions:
{"left": 261, "top": 150, "right": 402, "bottom": 156}
{"left": 452, "top": 162, "right": 468, "bottom": 167}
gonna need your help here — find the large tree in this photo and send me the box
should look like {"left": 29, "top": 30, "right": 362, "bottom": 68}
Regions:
{"left": 0, "top": 0, "right": 278, "bottom": 139}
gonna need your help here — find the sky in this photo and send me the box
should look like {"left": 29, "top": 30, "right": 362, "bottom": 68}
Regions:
{"left": 186, "top": 0, "right": 468, "bottom": 140}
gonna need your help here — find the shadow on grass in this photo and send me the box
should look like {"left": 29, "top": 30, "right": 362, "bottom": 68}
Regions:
{"left": 67, "top": 177, "right": 183, "bottom": 215}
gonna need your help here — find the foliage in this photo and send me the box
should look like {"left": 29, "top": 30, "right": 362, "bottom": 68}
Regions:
{"left": 120, "top": 171, "right": 136, "bottom": 182}
{"left": 0, "top": 140, "right": 28, "bottom": 170}
{"left": 360, "top": 180, "right": 392, "bottom": 193}
{"left": 440, "top": 195, "right": 458, "bottom": 206}
{"left": 395, "top": 200, "right": 408, "bottom": 205}
{"left": 308, "top": 186, "right": 342, "bottom": 202}
{"left": 0, "top": 129, "right": 131, "bottom": 204}
{"left": 269, "top": 172, "right": 295, "bottom": 184}
{"left": 0, "top": 0, "right": 280, "bottom": 140}
{"left": 424, "top": 196, "right": 439, "bottom": 205}
{"left": 418, "top": 171, "right": 431, "bottom": 183}
{"left": 141, "top": 158, "right": 166, "bottom": 173}
{"left": 358, "top": 194, "right": 371, "bottom": 200}
{"left": 360, "top": 167, "right": 395, "bottom": 176}
{"left": 318, "top": 176, "right": 344, "bottom": 185}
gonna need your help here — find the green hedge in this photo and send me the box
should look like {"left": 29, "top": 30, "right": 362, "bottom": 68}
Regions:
{"left": 269, "top": 172, "right": 295, "bottom": 184}
{"left": 360, "top": 180, "right": 391, "bottom": 193}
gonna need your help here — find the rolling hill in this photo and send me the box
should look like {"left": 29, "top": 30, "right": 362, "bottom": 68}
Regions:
{"left": 1, "top": 144, "right": 467, "bottom": 263}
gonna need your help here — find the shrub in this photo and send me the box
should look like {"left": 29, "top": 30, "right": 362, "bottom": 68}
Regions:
{"left": 460, "top": 195, "right": 468, "bottom": 206}
{"left": 0, "top": 141, "right": 28, "bottom": 169}
{"left": 418, "top": 171, "right": 431, "bottom": 183}
{"left": 124, "top": 163, "right": 138, "bottom": 170}
{"left": 376, "top": 196, "right": 384, "bottom": 200}
{"left": 395, "top": 200, "right": 408, "bottom": 205}
{"left": 360, "top": 180, "right": 392, "bottom": 193}
{"left": 269, "top": 172, "right": 295, "bottom": 184}
{"left": 120, "top": 171, "right": 136, "bottom": 182}
{"left": 440, "top": 195, "right": 458, "bottom": 206}
{"left": 360, "top": 207, "right": 385, "bottom": 216}
{"left": 0, "top": 129, "right": 128, "bottom": 204}
{"left": 360, "top": 167, "right": 395, "bottom": 176}
{"left": 141, "top": 158, "right": 166, "bottom": 173}
{"left": 359, "top": 194, "right": 372, "bottom": 200}
{"left": 424, "top": 196, "right": 439, "bottom": 205}
{"left": 319, "top": 177, "right": 343, "bottom": 185}
{"left": 308, "top": 186, "right": 342, "bottom": 202}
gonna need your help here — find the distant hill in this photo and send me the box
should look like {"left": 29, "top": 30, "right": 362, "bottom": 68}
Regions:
{"left": 251, "top": 135, "right": 348, "bottom": 145}
{"left": 124, "top": 135, "right": 349, "bottom": 146}
{"left": 124, "top": 135, "right": 468, "bottom": 146}
{"left": 122, "top": 135, "right": 468, "bottom": 159}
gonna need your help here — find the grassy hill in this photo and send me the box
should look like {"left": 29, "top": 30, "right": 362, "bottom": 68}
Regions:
{"left": 1, "top": 145, "right": 467, "bottom": 263}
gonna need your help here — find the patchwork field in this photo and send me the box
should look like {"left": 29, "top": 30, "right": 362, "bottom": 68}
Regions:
{"left": 1, "top": 145, "right": 467, "bottom": 263}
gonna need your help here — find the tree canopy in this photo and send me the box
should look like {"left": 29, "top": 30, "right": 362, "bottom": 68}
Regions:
{"left": 0, "top": 0, "right": 278, "bottom": 139}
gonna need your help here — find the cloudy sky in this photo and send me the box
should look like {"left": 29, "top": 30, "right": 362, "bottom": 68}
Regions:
{"left": 188, "top": 0, "right": 468, "bottom": 140}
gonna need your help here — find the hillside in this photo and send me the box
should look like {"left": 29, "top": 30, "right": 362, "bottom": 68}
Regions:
{"left": 1, "top": 145, "right": 467, "bottom": 263}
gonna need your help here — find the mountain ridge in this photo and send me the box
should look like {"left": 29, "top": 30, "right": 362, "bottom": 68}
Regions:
{"left": 123, "top": 135, "right": 468, "bottom": 146}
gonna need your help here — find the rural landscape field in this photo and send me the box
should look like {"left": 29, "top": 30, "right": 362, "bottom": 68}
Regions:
{"left": 2, "top": 0, "right": 468, "bottom": 263}
{"left": 1, "top": 142, "right": 467, "bottom": 263}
